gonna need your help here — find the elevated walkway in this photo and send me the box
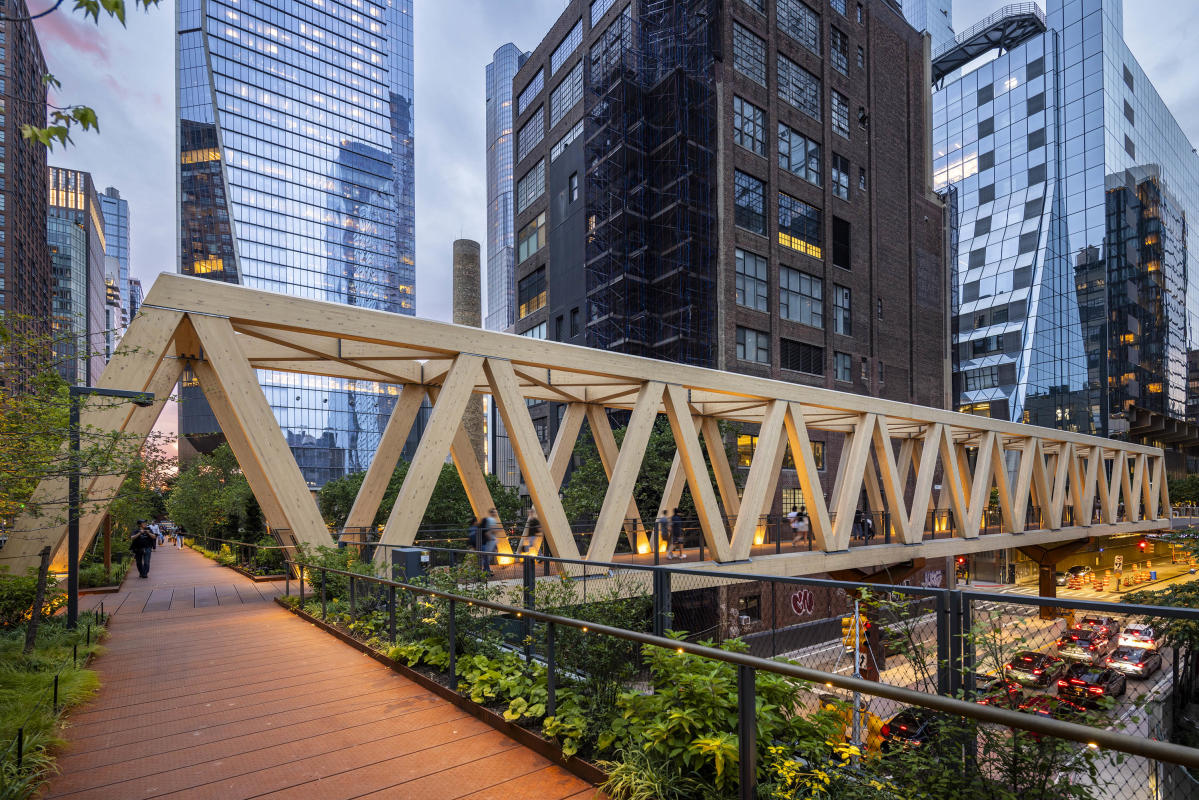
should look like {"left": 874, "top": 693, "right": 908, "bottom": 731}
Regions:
{"left": 49, "top": 546, "right": 599, "bottom": 800}
{"left": 931, "top": 3, "right": 1047, "bottom": 83}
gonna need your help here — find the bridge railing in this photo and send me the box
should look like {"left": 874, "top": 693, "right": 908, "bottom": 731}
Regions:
{"left": 280, "top": 554, "right": 1199, "bottom": 799}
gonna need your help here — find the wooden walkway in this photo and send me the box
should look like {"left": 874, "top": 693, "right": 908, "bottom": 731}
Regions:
{"left": 48, "top": 545, "right": 599, "bottom": 800}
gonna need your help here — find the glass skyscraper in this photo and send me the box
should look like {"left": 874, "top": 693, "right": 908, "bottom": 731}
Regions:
{"left": 901, "top": 0, "right": 954, "bottom": 54}
{"left": 99, "top": 187, "right": 130, "bottom": 329}
{"left": 933, "top": 0, "right": 1199, "bottom": 466}
{"left": 175, "top": 0, "right": 415, "bottom": 486}
{"left": 485, "top": 43, "right": 527, "bottom": 487}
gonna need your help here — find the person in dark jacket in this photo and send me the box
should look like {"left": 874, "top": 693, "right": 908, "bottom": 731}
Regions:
{"left": 130, "top": 520, "right": 156, "bottom": 578}
{"left": 668, "top": 509, "right": 685, "bottom": 560}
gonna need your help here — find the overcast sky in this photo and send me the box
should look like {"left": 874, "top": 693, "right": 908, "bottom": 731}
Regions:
{"left": 29, "top": 0, "right": 1199, "bottom": 446}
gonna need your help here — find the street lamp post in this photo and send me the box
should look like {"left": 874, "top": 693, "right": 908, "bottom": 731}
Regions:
{"left": 67, "top": 386, "right": 155, "bottom": 628}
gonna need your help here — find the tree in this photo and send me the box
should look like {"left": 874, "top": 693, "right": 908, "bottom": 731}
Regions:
{"left": 317, "top": 461, "right": 521, "bottom": 532}
{"left": 164, "top": 444, "right": 255, "bottom": 541}
{"left": 106, "top": 444, "right": 171, "bottom": 535}
{"left": 0, "top": 315, "right": 166, "bottom": 529}
{"left": 1168, "top": 475, "right": 1199, "bottom": 505}
{"left": 6, "top": 0, "right": 160, "bottom": 149}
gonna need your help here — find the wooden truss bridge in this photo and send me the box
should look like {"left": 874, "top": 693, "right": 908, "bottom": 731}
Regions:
{"left": 3, "top": 274, "right": 1171, "bottom": 577}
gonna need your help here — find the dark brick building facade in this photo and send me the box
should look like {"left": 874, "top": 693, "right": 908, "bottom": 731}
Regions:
{"left": 511, "top": 0, "right": 948, "bottom": 509}
{"left": 0, "top": 0, "right": 49, "bottom": 341}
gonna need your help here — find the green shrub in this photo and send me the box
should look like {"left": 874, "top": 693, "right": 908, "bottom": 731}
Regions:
{"left": 77, "top": 559, "right": 132, "bottom": 589}
{"left": 250, "top": 538, "right": 285, "bottom": 574}
{"left": 0, "top": 569, "right": 64, "bottom": 630}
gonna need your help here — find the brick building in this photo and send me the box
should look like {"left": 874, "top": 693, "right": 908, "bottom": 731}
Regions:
{"left": 510, "top": 0, "right": 948, "bottom": 512}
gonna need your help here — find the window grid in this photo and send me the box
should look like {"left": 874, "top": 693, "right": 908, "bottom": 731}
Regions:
{"left": 777, "top": 0, "right": 820, "bottom": 55}
{"left": 734, "top": 170, "right": 766, "bottom": 235}
{"left": 590, "top": 0, "right": 615, "bottom": 26}
{"left": 518, "top": 267, "right": 547, "bottom": 319}
{"left": 551, "top": 20, "right": 582, "bottom": 74}
{"left": 834, "top": 351, "right": 852, "bottom": 382}
{"left": 517, "top": 69, "right": 543, "bottom": 115}
{"left": 516, "top": 159, "right": 545, "bottom": 213}
{"left": 735, "top": 248, "right": 769, "bottom": 311}
{"left": 550, "top": 120, "right": 584, "bottom": 161}
{"left": 549, "top": 61, "right": 583, "bottom": 127}
{"left": 778, "top": 54, "right": 821, "bottom": 121}
{"left": 778, "top": 192, "right": 822, "bottom": 257}
{"left": 833, "top": 284, "right": 851, "bottom": 335}
{"left": 831, "top": 90, "right": 850, "bottom": 138}
{"left": 831, "top": 153, "right": 849, "bottom": 200}
{"left": 517, "top": 212, "right": 546, "bottom": 263}
{"left": 781, "top": 338, "right": 824, "bottom": 375}
{"left": 830, "top": 27, "right": 848, "bottom": 75}
{"left": 733, "top": 23, "right": 767, "bottom": 86}
{"left": 780, "top": 266, "right": 822, "bottom": 328}
{"left": 778, "top": 123, "right": 821, "bottom": 185}
{"left": 517, "top": 108, "right": 544, "bottom": 163}
{"left": 737, "top": 326, "right": 771, "bottom": 364}
{"left": 733, "top": 96, "right": 767, "bottom": 156}
{"left": 741, "top": 0, "right": 764, "bottom": 12}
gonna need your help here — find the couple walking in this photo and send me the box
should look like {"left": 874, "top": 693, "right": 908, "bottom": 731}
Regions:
{"left": 655, "top": 509, "right": 686, "bottom": 559}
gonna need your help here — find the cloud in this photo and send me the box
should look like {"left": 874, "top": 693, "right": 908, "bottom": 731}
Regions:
{"left": 34, "top": 11, "right": 112, "bottom": 67}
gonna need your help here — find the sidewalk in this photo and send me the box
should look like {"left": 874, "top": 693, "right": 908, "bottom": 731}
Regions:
{"left": 48, "top": 545, "right": 600, "bottom": 800}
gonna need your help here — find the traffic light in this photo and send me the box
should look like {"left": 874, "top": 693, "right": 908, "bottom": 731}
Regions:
{"left": 957, "top": 557, "right": 966, "bottom": 565}
{"left": 1138, "top": 539, "right": 1148, "bottom": 552}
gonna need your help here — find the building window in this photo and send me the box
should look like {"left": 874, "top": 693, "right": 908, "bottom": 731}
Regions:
{"left": 516, "top": 160, "right": 546, "bottom": 213}
{"left": 858, "top": 168, "right": 866, "bottom": 191}
{"left": 780, "top": 266, "right": 822, "bottom": 328}
{"left": 736, "top": 327, "right": 771, "bottom": 364}
{"left": 735, "top": 248, "right": 769, "bottom": 311}
{"left": 551, "top": 19, "right": 583, "bottom": 74}
{"left": 517, "top": 212, "right": 547, "bottom": 263}
{"left": 832, "top": 216, "right": 850, "bottom": 269}
{"left": 569, "top": 172, "right": 579, "bottom": 202}
{"left": 831, "top": 90, "right": 850, "bottom": 138}
{"left": 732, "top": 23, "right": 767, "bottom": 87}
{"left": 833, "top": 284, "right": 851, "bottom": 335}
{"left": 831, "top": 0, "right": 845, "bottom": 14}
{"left": 517, "top": 69, "right": 543, "bottom": 115}
{"left": 777, "top": 0, "right": 820, "bottom": 55}
{"left": 778, "top": 54, "right": 821, "bottom": 121}
{"left": 964, "top": 366, "right": 999, "bottom": 391}
{"left": 781, "top": 338, "right": 824, "bottom": 375}
{"left": 737, "top": 594, "right": 762, "bottom": 622}
{"left": 733, "top": 96, "right": 767, "bottom": 156}
{"left": 570, "top": 307, "right": 580, "bottom": 336}
{"left": 518, "top": 268, "right": 547, "bottom": 319}
{"left": 550, "top": 120, "right": 584, "bottom": 161}
{"left": 734, "top": 170, "right": 766, "bottom": 235}
{"left": 778, "top": 192, "right": 821, "bottom": 257}
{"left": 517, "top": 108, "right": 544, "bottom": 162}
{"left": 741, "top": 0, "right": 764, "bottom": 13}
{"left": 590, "top": 0, "right": 615, "bottom": 26}
{"left": 590, "top": 9, "right": 632, "bottom": 82}
{"left": 857, "top": 45, "right": 864, "bottom": 68}
{"left": 550, "top": 61, "right": 584, "bottom": 127}
{"left": 830, "top": 27, "right": 848, "bottom": 74}
{"left": 555, "top": 315, "right": 565, "bottom": 340}
{"left": 856, "top": 2, "right": 862, "bottom": 22}
{"left": 831, "top": 153, "right": 849, "bottom": 200}
{"left": 834, "top": 351, "right": 852, "bottom": 382}
{"left": 878, "top": 361, "right": 884, "bottom": 384}
{"left": 778, "top": 123, "right": 820, "bottom": 185}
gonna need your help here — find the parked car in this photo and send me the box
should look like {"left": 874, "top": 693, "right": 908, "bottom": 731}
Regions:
{"left": 973, "top": 673, "right": 1024, "bottom": 707}
{"left": 1057, "top": 628, "right": 1115, "bottom": 664}
{"left": 1056, "top": 663, "right": 1127, "bottom": 705}
{"left": 1017, "top": 695, "right": 1088, "bottom": 738}
{"left": 1078, "top": 615, "right": 1120, "bottom": 636}
{"left": 1117, "top": 624, "right": 1160, "bottom": 651}
{"left": 879, "top": 708, "right": 969, "bottom": 753}
{"left": 1054, "top": 571, "right": 1069, "bottom": 586}
{"left": 1106, "top": 646, "right": 1163, "bottom": 678}
{"left": 1065, "top": 565, "right": 1093, "bottom": 580}
{"left": 1004, "top": 651, "right": 1066, "bottom": 687}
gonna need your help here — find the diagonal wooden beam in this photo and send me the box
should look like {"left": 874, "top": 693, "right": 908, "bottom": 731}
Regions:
{"left": 586, "top": 384, "right": 664, "bottom": 561}
{"left": 962, "top": 431, "right": 996, "bottom": 538}
{"left": 190, "top": 314, "right": 332, "bottom": 552}
{"left": 344, "top": 384, "right": 427, "bottom": 530}
{"left": 376, "top": 355, "right": 484, "bottom": 554}
{"left": 937, "top": 425, "right": 970, "bottom": 537}
{"left": 783, "top": 404, "right": 833, "bottom": 552}
{"left": 990, "top": 440, "right": 1016, "bottom": 533}
{"left": 424, "top": 386, "right": 501, "bottom": 531}
{"left": 873, "top": 416, "right": 914, "bottom": 543}
{"left": 1046, "top": 442, "right": 1073, "bottom": 529}
{"left": 702, "top": 417, "right": 742, "bottom": 521}
{"left": 730, "top": 400, "right": 786, "bottom": 559}
{"left": 548, "top": 403, "right": 587, "bottom": 486}
{"left": 234, "top": 323, "right": 414, "bottom": 385}
{"left": 907, "top": 423, "right": 944, "bottom": 540}
{"left": 827, "top": 415, "right": 876, "bottom": 550}
{"left": 663, "top": 384, "right": 732, "bottom": 562}
{"left": 585, "top": 404, "right": 649, "bottom": 554}
{"left": 485, "top": 358, "right": 581, "bottom": 561}
{"left": 1129, "top": 453, "right": 1147, "bottom": 523}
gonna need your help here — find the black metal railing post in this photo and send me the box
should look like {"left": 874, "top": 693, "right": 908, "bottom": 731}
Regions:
{"left": 299, "top": 565, "right": 305, "bottom": 605}
{"left": 947, "top": 590, "right": 963, "bottom": 697}
{"left": 447, "top": 599, "right": 457, "bottom": 685}
{"left": 546, "top": 621, "right": 557, "bottom": 717}
{"left": 738, "top": 665, "right": 756, "bottom": 800}
{"left": 522, "top": 555, "right": 536, "bottom": 662}
{"left": 652, "top": 568, "right": 672, "bottom": 637}
{"left": 53, "top": 674, "right": 59, "bottom": 714}
{"left": 935, "top": 592, "right": 951, "bottom": 695}
{"left": 349, "top": 575, "right": 357, "bottom": 623}
{"left": 388, "top": 585, "right": 397, "bottom": 643}
{"left": 321, "top": 569, "right": 327, "bottom": 619}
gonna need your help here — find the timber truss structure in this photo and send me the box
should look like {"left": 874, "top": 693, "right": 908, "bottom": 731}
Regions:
{"left": 4, "top": 274, "right": 1171, "bottom": 576}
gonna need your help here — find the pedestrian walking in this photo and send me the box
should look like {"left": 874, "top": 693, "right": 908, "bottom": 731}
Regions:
{"left": 655, "top": 509, "right": 669, "bottom": 555}
{"left": 521, "top": 509, "right": 540, "bottom": 555}
{"left": 864, "top": 514, "right": 875, "bottom": 542}
{"left": 668, "top": 509, "right": 685, "bottom": 560}
{"left": 480, "top": 508, "right": 501, "bottom": 572}
{"left": 176, "top": 526, "right": 187, "bottom": 549}
{"left": 852, "top": 510, "right": 864, "bottom": 541}
{"left": 787, "top": 506, "right": 800, "bottom": 544}
{"left": 131, "top": 520, "right": 156, "bottom": 578}
{"left": 793, "top": 506, "right": 810, "bottom": 546}
{"left": 151, "top": 519, "right": 164, "bottom": 546}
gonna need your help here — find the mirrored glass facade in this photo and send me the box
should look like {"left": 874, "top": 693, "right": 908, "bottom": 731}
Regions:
{"left": 900, "top": 0, "right": 953, "bottom": 54}
{"left": 934, "top": 0, "right": 1199, "bottom": 464}
{"left": 99, "top": 188, "right": 130, "bottom": 329}
{"left": 485, "top": 43, "right": 528, "bottom": 489}
{"left": 176, "top": 0, "right": 415, "bottom": 487}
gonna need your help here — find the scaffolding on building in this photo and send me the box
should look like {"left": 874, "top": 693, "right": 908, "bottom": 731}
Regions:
{"left": 584, "top": 0, "right": 717, "bottom": 367}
